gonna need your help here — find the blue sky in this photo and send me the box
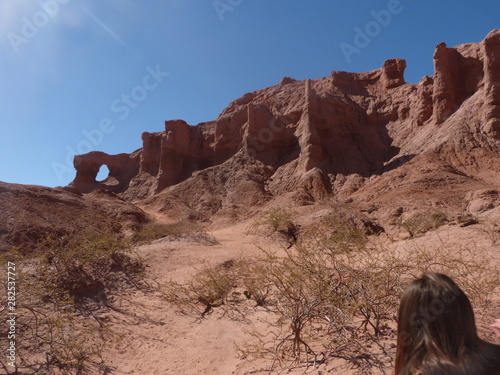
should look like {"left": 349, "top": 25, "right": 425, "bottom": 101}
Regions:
{"left": 0, "top": 0, "right": 498, "bottom": 187}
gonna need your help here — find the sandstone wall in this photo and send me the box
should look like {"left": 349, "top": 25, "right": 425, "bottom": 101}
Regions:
{"left": 69, "top": 30, "right": 500, "bottom": 207}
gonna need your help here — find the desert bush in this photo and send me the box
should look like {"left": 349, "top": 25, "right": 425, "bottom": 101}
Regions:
{"left": 237, "top": 258, "right": 273, "bottom": 307}
{"left": 456, "top": 213, "right": 480, "bottom": 227}
{"left": 0, "top": 262, "right": 108, "bottom": 374}
{"left": 247, "top": 207, "right": 299, "bottom": 246}
{"left": 38, "top": 227, "right": 144, "bottom": 299}
{"left": 164, "top": 261, "right": 237, "bottom": 317}
{"left": 132, "top": 219, "right": 204, "bottom": 243}
{"left": 398, "top": 211, "right": 448, "bottom": 238}
{"left": 0, "top": 227, "right": 145, "bottom": 374}
{"left": 338, "top": 247, "right": 412, "bottom": 337}
{"left": 402, "top": 243, "right": 499, "bottom": 305}
{"left": 238, "top": 243, "right": 404, "bottom": 368}
{"left": 167, "top": 214, "right": 499, "bottom": 373}
{"left": 253, "top": 207, "right": 295, "bottom": 232}
{"left": 258, "top": 246, "right": 350, "bottom": 365}
{"left": 32, "top": 310, "right": 105, "bottom": 373}
{"left": 477, "top": 221, "right": 500, "bottom": 246}
{"left": 305, "top": 213, "right": 367, "bottom": 254}
{"left": 257, "top": 242, "right": 496, "bottom": 370}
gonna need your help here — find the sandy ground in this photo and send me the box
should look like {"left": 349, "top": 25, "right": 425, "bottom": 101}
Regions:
{"left": 98, "top": 217, "right": 500, "bottom": 375}
{"left": 100, "top": 221, "right": 277, "bottom": 375}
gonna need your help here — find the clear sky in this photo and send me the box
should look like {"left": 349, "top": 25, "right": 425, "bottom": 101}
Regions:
{"left": 0, "top": 0, "right": 498, "bottom": 187}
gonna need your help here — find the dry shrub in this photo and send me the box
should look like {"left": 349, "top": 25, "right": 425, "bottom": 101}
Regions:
{"left": 247, "top": 207, "right": 299, "bottom": 246}
{"left": 38, "top": 228, "right": 144, "bottom": 299}
{"left": 132, "top": 219, "right": 205, "bottom": 243}
{"left": 305, "top": 212, "right": 367, "bottom": 253}
{"left": 21, "top": 308, "right": 105, "bottom": 374}
{"left": 0, "top": 268, "right": 106, "bottom": 374}
{"left": 476, "top": 221, "right": 500, "bottom": 246}
{"left": 164, "top": 261, "right": 237, "bottom": 317}
{"left": 0, "top": 227, "right": 145, "bottom": 374}
{"left": 166, "top": 214, "right": 499, "bottom": 373}
{"left": 249, "top": 207, "right": 295, "bottom": 233}
{"left": 236, "top": 258, "right": 273, "bottom": 307}
{"left": 401, "top": 243, "right": 499, "bottom": 305}
{"left": 398, "top": 211, "right": 448, "bottom": 238}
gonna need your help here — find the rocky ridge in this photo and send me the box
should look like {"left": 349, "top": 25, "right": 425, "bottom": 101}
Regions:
{"left": 67, "top": 30, "right": 500, "bottom": 222}
{"left": 2, "top": 31, "right": 499, "bottom": 254}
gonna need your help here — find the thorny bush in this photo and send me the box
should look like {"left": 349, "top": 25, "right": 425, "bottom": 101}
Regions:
{"left": 166, "top": 213, "right": 499, "bottom": 373}
{"left": 0, "top": 227, "right": 146, "bottom": 374}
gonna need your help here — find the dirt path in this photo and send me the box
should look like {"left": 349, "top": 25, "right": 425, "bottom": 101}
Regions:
{"left": 100, "top": 220, "right": 278, "bottom": 375}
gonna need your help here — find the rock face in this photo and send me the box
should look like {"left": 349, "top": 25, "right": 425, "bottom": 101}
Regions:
{"left": 69, "top": 30, "right": 500, "bottom": 217}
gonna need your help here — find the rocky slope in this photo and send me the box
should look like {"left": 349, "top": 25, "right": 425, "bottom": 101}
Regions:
{"left": 67, "top": 30, "right": 499, "bottom": 223}
{"left": 0, "top": 183, "right": 148, "bottom": 253}
{"left": 2, "top": 30, "right": 499, "bottom": 253}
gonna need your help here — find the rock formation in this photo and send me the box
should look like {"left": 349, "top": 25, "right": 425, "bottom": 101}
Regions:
{"left": 68, "top": 30, "right": 500, "bottom": 218}
{"left": 73, "top": 151, "right": 141, "bottom": 193}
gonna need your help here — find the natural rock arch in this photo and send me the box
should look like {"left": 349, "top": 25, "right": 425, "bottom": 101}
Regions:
{"left": 72, "top": 151, "right": 140, "bottom": 193}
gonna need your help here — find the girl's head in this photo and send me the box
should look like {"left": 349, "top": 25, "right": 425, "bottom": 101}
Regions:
{"left": 395, "top": 273, "right": 480, "bottom": 374}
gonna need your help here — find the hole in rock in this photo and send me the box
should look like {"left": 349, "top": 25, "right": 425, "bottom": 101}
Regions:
{"left": 96, "top": 165, "right": 110, "bottom": 182}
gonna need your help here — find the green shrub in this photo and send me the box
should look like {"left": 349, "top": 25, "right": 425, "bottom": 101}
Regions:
{"left": 38, "top": 227, "right": 143, "bottom": 299}
{"left": 305, "top": 213, "right": 367, "bottom": 254}
{"left": 237, "top": 258, "right": 273, "bottom": 307}
{"left": 398, "top": 211, "right": 448, "bottom": 238}
{"left": 164, "top": 261, "right": 237, "bottom": 317}
{"left": 247, "top": 207, "right": 299, "bottom": 247}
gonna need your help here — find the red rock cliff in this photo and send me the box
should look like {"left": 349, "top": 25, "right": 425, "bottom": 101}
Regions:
{"left": 69, "top": 30, "right": 500, "bottom": 214}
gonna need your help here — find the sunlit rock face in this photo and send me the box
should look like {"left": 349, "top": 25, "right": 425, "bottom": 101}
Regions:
{"left": 69, "top": 30, "right": 500, "bottom": 212}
